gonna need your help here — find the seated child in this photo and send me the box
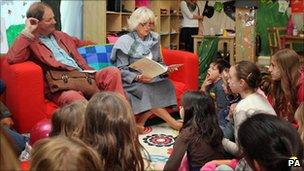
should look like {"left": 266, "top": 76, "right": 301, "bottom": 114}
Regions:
{"left": 238, "top": 114, "right": 303, "bottom": 171}
{"left": 223, "top": 61, "right": 276, "bottom": 157}
{"left": 202, "top": 113, "right": 304, "bottom": 171}
{"left": 200, "top": 59, "right": 231, "bottom": 128}
{"left": 164, "top": 91, "right": 225, "bottom": 171}
{"left": 0, "top": 79, "right": 28, "bottom": 155}
{"left": 50, "top": 100, "right": 87, "bottom": 137}
{"left": 220, "top": 68, "right": 241, "bottom": 141}
{"left": 30, "top": 136, "right": 102, "bottom": 171}
{"left": 80, "top": 92, "right": 147, "bottom": 171}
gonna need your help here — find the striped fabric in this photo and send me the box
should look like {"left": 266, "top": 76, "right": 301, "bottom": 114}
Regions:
{"left": 77, "top": 44, "right": 114, "bottom": 70}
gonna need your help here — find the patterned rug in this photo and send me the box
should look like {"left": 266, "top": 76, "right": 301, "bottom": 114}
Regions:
{"left": 139, "top": 122, "right": 180, "bottom": 170}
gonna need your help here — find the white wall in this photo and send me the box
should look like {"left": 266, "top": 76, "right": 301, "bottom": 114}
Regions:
{"left": 0, "top": 1, "right": 39, "bottom": 29}
{"left": 0, "top": 0, "right": 39, "bottom": 53}
{"left": 60, "top": 0, "right": 83, "bottom": 39}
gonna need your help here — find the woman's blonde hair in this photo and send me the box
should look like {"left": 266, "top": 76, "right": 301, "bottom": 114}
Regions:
{"left": 0, "top": 127, "right": 20, "bottom": 171}
{"left": 80, "top": 92, "right": 145, "bottom": 171}
{"left": 128, "top": 6, "right": 156, "bottom": 31}
{"left": 30, "top": 136, "right": 102, "bottom": 171}
{"left": 50, "top": 100, "right": 87, "bottom": 138}
{"left": 295, "top": 103, "right": 304, "bottom": 143}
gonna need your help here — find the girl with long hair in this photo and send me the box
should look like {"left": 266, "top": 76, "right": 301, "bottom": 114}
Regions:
{"left": 164, "top": 91, "right": 224, "bottom": 171}
{"left": 268, "top": 48, "right": 304, "bottom": 123}
{"left": 80, "top": 92, "right": 146, "bottom": 171}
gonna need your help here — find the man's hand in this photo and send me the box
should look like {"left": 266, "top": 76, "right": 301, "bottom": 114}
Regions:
{"left": 137, "top": 75, "right": 153, "bottom": 83}
{"left": 22, "top": 18, "right": 39, "bottom": 39}
{"left": 0, "top": 117, "right": 14, "bottom": 128}
{"left": 25, "top": 18, "right": 39, "bottom": 33}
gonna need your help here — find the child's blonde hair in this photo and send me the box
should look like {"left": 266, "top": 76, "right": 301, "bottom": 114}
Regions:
{"left": 30, "top": 136, "right": 102, "bottom": 171}
{"left": 50, "top": 100, "right": 87, "bottom": 138}
{"left": 295, "top": 103, "right": 304, "bottom": 142}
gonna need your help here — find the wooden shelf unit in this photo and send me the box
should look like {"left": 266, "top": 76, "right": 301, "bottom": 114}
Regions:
{"left": 83, "top": 0, "right": 180, "bottom": 48}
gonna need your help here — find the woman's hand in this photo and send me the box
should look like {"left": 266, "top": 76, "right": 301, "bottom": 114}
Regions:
{"left": 137, "top": 74, "right": 153, "bottom": 83}
{"left": 198, "top": 29, "right": 204, "bottom": 36}
{"left": 193, "top": 15, "right": 203, "bottom": 20}
{"left": 167, "top": 64, "right": 183, "bottom": 74}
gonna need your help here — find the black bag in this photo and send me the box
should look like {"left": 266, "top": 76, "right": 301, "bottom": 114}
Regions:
{"left": 203, "top": 1, "right": 214, "bottom": 18}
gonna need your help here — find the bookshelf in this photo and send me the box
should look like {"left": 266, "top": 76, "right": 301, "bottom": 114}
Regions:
{"left": 83, "top": 0, "right": 180, "bottom": 49}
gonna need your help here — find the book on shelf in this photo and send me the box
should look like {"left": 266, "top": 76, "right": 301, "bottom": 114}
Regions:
{"left": 129, "top": 57, "right": 182, "bottom": 78}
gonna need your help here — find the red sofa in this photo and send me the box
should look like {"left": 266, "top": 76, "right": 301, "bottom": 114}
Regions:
{"left": 0, "top": 48, "right": 198, "bottom": 133}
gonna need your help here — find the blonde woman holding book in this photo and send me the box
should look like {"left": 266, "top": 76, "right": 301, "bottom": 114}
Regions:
{"left": 111, "top": 7, "right": 182, "bottom": 133}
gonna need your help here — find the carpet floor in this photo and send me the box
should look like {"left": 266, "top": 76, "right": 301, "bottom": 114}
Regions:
{"left": 139, "top": 115, "right": 181, "bottom": 170}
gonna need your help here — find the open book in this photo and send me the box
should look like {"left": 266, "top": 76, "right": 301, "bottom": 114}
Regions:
{"left": 129, "top": 58, "right": 182, "bottom": 78}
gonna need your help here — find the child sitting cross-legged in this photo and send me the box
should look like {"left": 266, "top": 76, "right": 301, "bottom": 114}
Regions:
{"left": 164, "top": 91, "right": 225, "bottom": 171}
{"left": 200, "top": 59, "right": 231, "bottom": 129}
{"left": 30, "top": 136, "right": 102, "bottom": 171}
{"left": 202, "top": 113, "right": 304, "bottom": 171}
{"left": 80, "top": 92, "right": 147, "bottom": 171}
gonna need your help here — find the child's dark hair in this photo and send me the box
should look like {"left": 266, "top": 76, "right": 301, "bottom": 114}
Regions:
{"left": 238, "top": 114, "right": 304, "bottom": 171}
{"left": 235, "top": 61, "right": 261, "bottom": 89}
{"left": 259, "top": 66, "right": 272, "bottom": 96}
{"left": 213, "top": 58, "right": 231, "bottom": 74}
{"left": 181, "top": 91, "right": 223, "bottom": 148}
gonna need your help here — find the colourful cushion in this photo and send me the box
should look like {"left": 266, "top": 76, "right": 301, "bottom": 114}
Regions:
{"left": 77, "top": 44, "right": 114, "bottom": 70}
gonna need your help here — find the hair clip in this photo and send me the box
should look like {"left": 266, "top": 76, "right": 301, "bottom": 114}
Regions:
{"left": 247, "top": 72, "right": 253, "bottom": 79}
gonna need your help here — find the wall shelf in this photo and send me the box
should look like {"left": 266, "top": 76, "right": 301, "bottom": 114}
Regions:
{"left": 84, "top": 0, "right": 180, "bottom": 48}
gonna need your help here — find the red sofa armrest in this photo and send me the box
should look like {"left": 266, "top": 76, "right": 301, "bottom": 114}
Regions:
{"left": 0, "top": 57, "right": 47, "bottom": 133}
{"left": 162, "top": 49, "right": 199, "bottom": 91}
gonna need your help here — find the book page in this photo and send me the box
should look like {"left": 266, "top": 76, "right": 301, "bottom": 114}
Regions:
{"left": 129, "top": 58, "right": 168, "bottom": 78}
